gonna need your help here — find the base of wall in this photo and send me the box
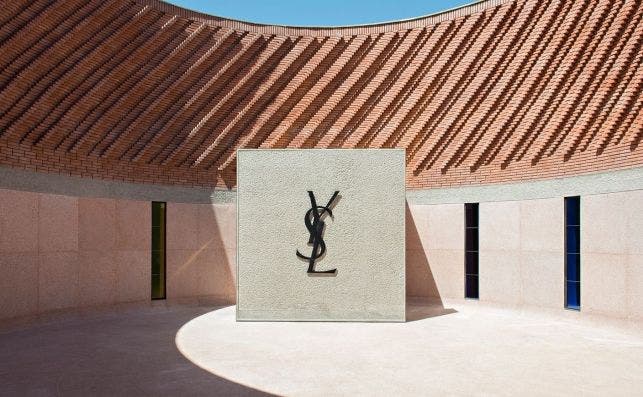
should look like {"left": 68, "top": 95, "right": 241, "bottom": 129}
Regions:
{"left": 3, "top": 295, "right": 640, "bottom": 336}
{"left": 0, "top": 295, "right": 235, "bottom": 332}
{"left": 441, "top": 298, "right": 643, "bottom": 334}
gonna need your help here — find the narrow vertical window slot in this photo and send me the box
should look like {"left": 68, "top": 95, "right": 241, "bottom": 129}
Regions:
{"left": 152, "top": 202, "right": 166, "bottom": 300}
{"left": 465, "top": 203, "right": 479, "bottom": 299}
{"left": 565, "top": 196, "right": 580, "bottom": 310}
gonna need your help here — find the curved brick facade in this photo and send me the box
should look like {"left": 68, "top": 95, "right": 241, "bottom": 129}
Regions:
{"left": 0, "top": 0, "right": 641, "bottom": 189}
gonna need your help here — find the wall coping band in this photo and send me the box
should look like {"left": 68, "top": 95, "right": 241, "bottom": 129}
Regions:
{"left": 1, "top": 165, "right": 642, "bottom": 204}
{"left": 405, "top": 166, "right": 643, "bottom": 204}
{"left": 0, "top": 166, "right": 234, "bottom": 204}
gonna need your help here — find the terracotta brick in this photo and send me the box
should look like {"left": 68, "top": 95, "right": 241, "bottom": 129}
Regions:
{"left": 0, "top": 0, "right": 641, "bottom": 190}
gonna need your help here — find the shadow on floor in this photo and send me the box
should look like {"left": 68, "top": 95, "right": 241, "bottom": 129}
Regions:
{"left": 0, "top": 202, "right": 463, "bottom": 394}
{"left": 0, "top": 305, "right": 272, "bottom": 396}
{"left": 406, "top": 298, "right": 458, "bottom": 322}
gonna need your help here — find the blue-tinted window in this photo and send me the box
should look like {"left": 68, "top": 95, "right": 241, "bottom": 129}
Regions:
{"left": 566, "top": 226, "right": 580, "bottom": 253}
{"left": 566, "top": 253, "right": 580, "bottom": 282}
{"left": 566, "top": 197, "right": 580, "bottom": 226}
{"left": 465, "top": 203, "right": 479, "bottom": 299}
{"left": 565, "top": 197, "right": 580, "bottom": 310}
{"left": 566, "top": 281, "right": 580, "bottom": 309}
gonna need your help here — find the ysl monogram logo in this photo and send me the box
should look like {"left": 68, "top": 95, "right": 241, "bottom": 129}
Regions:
{"left": 296, "top": 191, "right": 340, "bottom": 274}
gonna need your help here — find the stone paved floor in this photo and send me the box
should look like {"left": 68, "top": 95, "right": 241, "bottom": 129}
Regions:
{"left": 1, "top": 303, "right": 642, "bottom": 396}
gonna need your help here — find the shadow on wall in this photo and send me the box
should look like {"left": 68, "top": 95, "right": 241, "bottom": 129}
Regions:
{"left": 405, "top": 202, "right": 456, "bottom": 321}
{"left": 181, "top": 201, "right": 457, "bottom": 321}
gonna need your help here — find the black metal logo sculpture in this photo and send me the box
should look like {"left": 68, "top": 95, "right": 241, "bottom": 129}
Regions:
{"left": 296, "top": 191, "right": 340, "bottom": 274}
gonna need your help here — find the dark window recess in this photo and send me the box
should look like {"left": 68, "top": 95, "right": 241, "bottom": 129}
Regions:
{"left": 565, "top": 197, "right": 580, "bottom": 310}
{"left": 152, "top": 202, "right": 166, "bottom": 300}
{"left": 465, "top": 203, "right": 479, "bottom": 299}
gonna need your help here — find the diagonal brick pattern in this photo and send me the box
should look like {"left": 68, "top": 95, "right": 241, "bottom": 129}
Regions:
{"left": 0, "top": 0, "right": 641, "bottom": 189}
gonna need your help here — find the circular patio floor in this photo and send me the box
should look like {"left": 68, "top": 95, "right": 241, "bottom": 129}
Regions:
{"left": 1, "top": 302, "right": 641, "bottom": 396}
{"left": 176, "top": 303, "right": 643, "bottom": 396}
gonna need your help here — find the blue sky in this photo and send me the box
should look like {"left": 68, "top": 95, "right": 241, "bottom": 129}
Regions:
{"left": 166, "top": 0, "right": 477, "bottom": 26}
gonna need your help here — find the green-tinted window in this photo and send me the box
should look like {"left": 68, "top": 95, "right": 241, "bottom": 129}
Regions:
{"left": 152, "top": 202, "right": 166, "bottom": 299}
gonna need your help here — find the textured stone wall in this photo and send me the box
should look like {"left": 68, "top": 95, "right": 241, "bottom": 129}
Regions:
{"left": 478, "top": 198, "right": 565, "bottom": 308}
{"left": 0, "top": 188, "right": 237, "bottom": 322}
{"left": 0, "top": 189, "right": 150, "bottom": 320}
{"left": 406, "top": 203, "right": 464, "bottom": 301}
{"left": 1, "top": 184, "right": 641, "bottom": 323}
{"left": 582, "top": 190, "right": 643, "bottom": 321}
{"left": 236, "top": 149, "right": 406, "bottom": 321}
{"left": 165, "top": 202, "right": 236, "bottom": 303}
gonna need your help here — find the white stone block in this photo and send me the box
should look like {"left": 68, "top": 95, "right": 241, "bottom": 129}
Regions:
{"left": 236, "top": 149, "right": 405, "bottom": 321}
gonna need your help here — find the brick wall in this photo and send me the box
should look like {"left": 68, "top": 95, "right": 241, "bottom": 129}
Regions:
{"left": 0, "top": 0, "right": 641, "bottom": 189}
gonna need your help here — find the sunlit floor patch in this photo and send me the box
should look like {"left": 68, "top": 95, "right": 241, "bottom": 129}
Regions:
{"left": 1, "top": 303, "right": 641, "bottom": 396}
{"left": 176, "top": 303, "right": 643, "bottom": 396}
